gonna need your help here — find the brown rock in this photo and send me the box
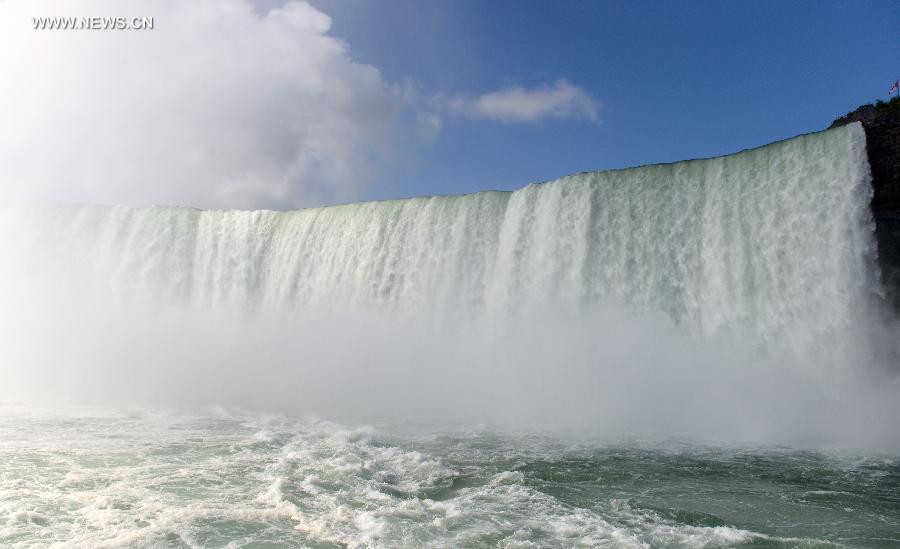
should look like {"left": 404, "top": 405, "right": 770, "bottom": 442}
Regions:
{"left": 831, "top": 100, "right": 900, "bottom": 309}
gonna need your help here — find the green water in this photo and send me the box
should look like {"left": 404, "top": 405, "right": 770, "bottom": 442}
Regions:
{"left": 1, "top": 405, "right": 897, "bottom": 548}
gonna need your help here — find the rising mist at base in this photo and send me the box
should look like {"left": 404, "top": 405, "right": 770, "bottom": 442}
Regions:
{"left": 1, "top": 122, "right": 899, "bottom": 449}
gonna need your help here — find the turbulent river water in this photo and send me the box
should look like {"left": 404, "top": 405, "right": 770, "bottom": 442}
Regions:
{"left": 1, "top": 123, "right": 899, "bottom": 547}
{"left": 1, "top": 406, "right": 898, "bottom": 548}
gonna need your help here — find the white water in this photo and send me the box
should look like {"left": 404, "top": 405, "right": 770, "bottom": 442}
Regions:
{"left": 8, "top": 405, "right": 883, "bottom": 548}
{"left": 1, "top": 122, "right": 898, "bottom": 446}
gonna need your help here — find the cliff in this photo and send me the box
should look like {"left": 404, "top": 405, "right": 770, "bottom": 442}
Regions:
{"left": 830, "top": 98, "right": 900, "bottom": 309}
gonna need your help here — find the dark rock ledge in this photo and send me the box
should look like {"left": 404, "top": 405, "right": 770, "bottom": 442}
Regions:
{"left": 830, "top": 98, "right": 900, "bottom": 310}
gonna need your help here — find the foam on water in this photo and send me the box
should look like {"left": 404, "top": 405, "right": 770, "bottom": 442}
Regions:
{"left": 1, "top": 406, "right": 897, "bottom": 548}
{"left": 2, "top": 120, "right": 899, "bottom": 547}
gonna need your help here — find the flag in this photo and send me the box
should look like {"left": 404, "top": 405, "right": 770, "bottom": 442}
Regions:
{"left": 891, "top": 80, "right": 899, "bottom": 94}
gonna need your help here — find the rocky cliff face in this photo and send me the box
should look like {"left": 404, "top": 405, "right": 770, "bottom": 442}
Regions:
{"left": 831, "top": 101, "right": 900, "bottom": 310}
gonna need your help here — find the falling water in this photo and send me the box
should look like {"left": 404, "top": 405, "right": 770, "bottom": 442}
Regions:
{"left": 0, "top": 123, "right": 877, "bottom": 338}
{"left": 2, "top": 122, "right": 900, "bottom": 547}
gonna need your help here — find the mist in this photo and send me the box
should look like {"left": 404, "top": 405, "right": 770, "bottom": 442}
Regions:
{"left": 3, "top": 282, "right": 899, "bottom": 450}
{"left": 0, "top": 0, "right": 404, "bottom": 210}
{"left": 2, "top": 123, "right": 899, "bottom": 450}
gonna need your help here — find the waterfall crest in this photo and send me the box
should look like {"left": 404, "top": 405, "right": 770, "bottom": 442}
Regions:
{"left": 2, "top": 123, "right": 877, "bottom": 344}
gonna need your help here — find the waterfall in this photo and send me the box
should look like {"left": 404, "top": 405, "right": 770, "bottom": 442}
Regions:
{"left": 1, "top": 123, "right": 877, "bottom": 343}
{"left": 3, "top": 122, "right": 896, "bottom": 444}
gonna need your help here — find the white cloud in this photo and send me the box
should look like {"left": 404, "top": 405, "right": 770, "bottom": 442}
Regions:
{"left": 450, "top": 79, "right": 600, "bottom": 124}
{"left": 414, "top": 112, "right": 443, "bottom": 142}
{"left": 0, "top": 0, "right": 403, "bottom": 209}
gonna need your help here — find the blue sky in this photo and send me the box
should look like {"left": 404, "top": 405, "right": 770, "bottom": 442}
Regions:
{"left": 311, "top": 0, "right": 899, "bottom": 202}
{"left": 1, "top": 0, "right": 897, "bottom": 209}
